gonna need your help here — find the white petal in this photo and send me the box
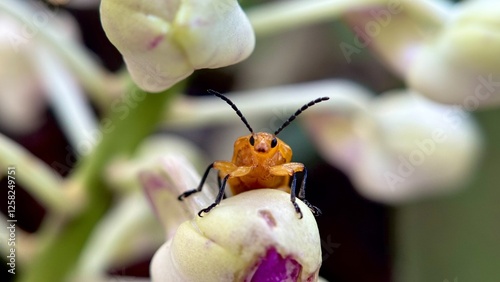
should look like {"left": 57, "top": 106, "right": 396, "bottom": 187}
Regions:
{"left": 174, "top": 0, "right": 255, "bottom": 68}
{"left": 100, "top": 0, "right": 255, "bottom": 92}
{"left": 101, "top": 0, "right": 192, "bottom": 92}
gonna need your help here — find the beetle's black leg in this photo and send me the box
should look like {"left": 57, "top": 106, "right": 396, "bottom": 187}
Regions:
{"left": 290, "top": 172, "right": 304, "bottom": 219}
{"left": 297, "top": 167, "right": 322, "bottom": 216}
{"left": 178, "top": 163, "right": 214, "bottom": 200}
{"left": 198, "top": 174, "right": 230, "bottom": 217}
{"left": 217, "top": 174, "right": 222, "bottom": 189}
{"left": 298, "top": 167, "right": 307, "bottom": 199}
{"left": 217, "top": 174, "right": 229, "bottom": 200}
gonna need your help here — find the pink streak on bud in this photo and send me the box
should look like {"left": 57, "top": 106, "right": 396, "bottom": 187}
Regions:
{"left": 148, "top": 35, "right": 164, "bottom": 50}
{"left": 258, "top": 210, "right": 277, "bottom": 228}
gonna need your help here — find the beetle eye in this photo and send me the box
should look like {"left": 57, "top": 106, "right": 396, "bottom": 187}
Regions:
{"left": 249, "top": 135, "right": 255, "bottom": 146}
{"left": 271, "top": 137, "right": 278, "bottom": 148}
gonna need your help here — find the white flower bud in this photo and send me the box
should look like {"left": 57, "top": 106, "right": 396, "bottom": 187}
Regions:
{"left": 408, "top": 0, "right": 500, "bottom": 108}
{"left": 151, "top": 189, "right": 322, "bottom": 282}
{"left": 342, "top": 1, "right": 500, "bottom": 108}
{"left": 307, "top": 90, "right": 482, "bottom": 203}
{"left": 142, "top": 155, "right": 322, "bottom": 281}
{"left": 100, "top": 0, "right": 255, "bottom": 92}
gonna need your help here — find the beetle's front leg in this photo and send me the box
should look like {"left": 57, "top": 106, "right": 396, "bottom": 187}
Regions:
{"left": 178, "top": 163, "right": 215, "bottom": 200}
{"left": 178, "top": 161, "right": 243, "bottom": 200}
{"left": 295, "top": 167, "right": 322, "bottom": 216}
{"left": 270, "top": 163, "right": 321, "bottom": 219}
{"left": 196, "top": 161, "right": 252, "bottom": 217}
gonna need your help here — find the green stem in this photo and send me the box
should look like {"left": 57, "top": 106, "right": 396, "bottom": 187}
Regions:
{"left": 18, "top": 82, "right": 182, "bottom": 282}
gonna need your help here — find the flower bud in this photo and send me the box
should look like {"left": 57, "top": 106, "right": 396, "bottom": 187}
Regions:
{"left": 342, "top": 1, "right": 500, "bottom": 108}
{"left": 408, "top": 0, "right": 500, "bottom": 108}
{"left": 151, "top": 189, "right": 322, "bottom": 282}
{"left": 143, "top": 155, "right": 322, "bottom": 281}
{"left": 307, "top": 90, "right": 482, "bottom": 203}
{"left": 100, "top": 0, "right": 255, "bottom": 92}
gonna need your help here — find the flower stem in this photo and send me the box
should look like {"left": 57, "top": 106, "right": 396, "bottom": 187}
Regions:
{"left": 17, "top": 82, "right": 183, "bottom": 282}
{"left": 162, "top": 80, "right": 370, "bottom": 129}
{"left": 33, "top": 46, "right": 100, "bottom": 154}
{"left": 247, "top": 0, "right": 383, "bottom": 37}
{"left": 0, "top": 133, "right": 68, "bottom": 214}
{"left": 247, "top": 0, "right": 448, "bottom": 37}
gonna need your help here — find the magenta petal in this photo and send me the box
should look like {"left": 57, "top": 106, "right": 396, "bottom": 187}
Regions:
{"left": 249, "top": 247, "right": 301, "bottom": 282}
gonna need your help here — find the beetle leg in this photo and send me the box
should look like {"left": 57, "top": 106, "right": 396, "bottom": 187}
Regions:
{"left": 178, "top": 163, "right": 214, "bottom": 200}
{"left": 198, "top": 165, "right": 252, "bottom": 217}
{"left": 270, "top": 163, "right": 304, "bottom": 218}
{"left": 297, "top": 168, "right": 322, "bottom": 216}
{"left": 198, "top": 174, "right": 230, "bottom": 217}
{"left": 217, "top": 174, "right": 222, "bottom": 189}
{"left": 270, "top": 163, "right": 321, "bottom": 218}
{"left": 289, "top": 172, "right": 303, "bottom": 219}
{"left": 298, "top": 167, "right": 307, "bottom": 199}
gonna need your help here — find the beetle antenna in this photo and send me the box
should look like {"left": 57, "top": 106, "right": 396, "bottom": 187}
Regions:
{"left": 274, "top": 97, "right": 329, "bottom": 136}
{"left": 208, "top": 89, "right": 254, "bottom": 133}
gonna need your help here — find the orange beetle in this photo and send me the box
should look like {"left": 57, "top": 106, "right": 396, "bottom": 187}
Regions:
{"left": 179, "top": 90, "right": 329, "bottom": 219}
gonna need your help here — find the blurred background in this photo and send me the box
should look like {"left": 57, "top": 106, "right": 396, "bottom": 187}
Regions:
{"left": 1, "top": 0, "right": 499, "bottom": 281}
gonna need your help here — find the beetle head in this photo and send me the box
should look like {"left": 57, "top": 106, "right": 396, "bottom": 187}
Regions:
{"left": 249, "top": 132, "right": 279, "bottom": 154}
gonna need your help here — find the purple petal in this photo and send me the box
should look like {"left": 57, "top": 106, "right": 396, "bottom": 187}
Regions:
{"left": 247, "top": 247, "right": 302, "bottom": 282}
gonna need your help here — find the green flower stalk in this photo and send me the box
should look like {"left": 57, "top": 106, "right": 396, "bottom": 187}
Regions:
{"left": 18, "top": 84, "right": 181, "bottom": 282}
